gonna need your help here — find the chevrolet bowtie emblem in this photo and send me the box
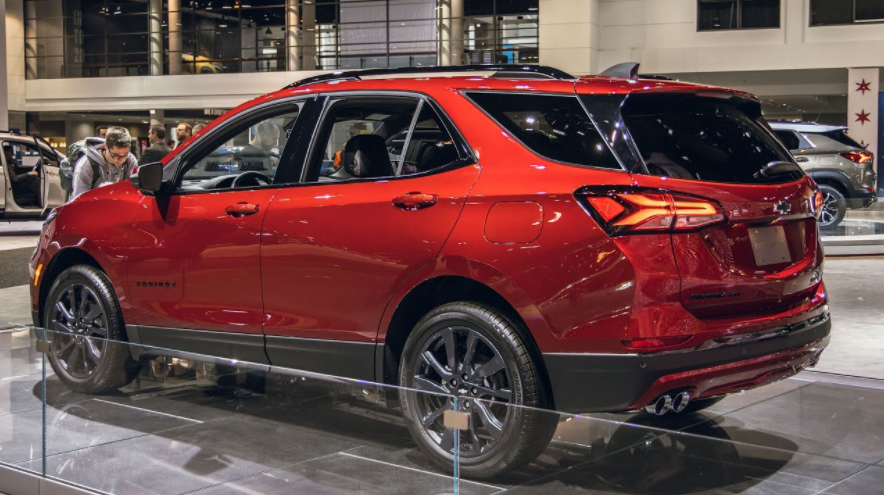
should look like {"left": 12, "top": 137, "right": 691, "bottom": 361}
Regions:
{"left": 774, "top": 201, "right": 792, "bottom": 214}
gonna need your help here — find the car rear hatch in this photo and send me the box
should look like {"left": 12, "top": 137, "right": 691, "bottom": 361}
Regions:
{"left": 581, "top": 90, "right": 823, "bottom": 319}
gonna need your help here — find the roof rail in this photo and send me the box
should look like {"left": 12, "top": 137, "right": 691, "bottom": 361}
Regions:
{"left": 283, "top": 64, "right": 578, "bottom": 89}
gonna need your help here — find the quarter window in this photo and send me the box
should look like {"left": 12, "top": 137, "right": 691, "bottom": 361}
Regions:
{"left": 466, "top": 92, "right": 623, "bottom": 170}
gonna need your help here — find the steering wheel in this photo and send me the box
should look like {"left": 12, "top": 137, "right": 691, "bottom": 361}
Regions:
{"left": 231, "top": 171, "right": 272, "bottom": 188}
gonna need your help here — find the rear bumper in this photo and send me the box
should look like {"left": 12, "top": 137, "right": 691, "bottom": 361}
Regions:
{"left": 848, "top": 187, "right": 877, "bottom": 209}
{"left": 543, "top": 311, "right": 830, "bottom": 413}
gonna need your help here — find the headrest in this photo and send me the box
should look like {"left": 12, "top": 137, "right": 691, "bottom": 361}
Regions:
{"left": 343, "top": 134, "right": 394, "bottom": 178}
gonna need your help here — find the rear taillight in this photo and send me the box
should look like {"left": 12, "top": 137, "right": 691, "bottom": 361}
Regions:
{"left": 840, "top": 151, "right": 873, "bottom": 165}
{"left": 576, "top": 187, "right": 726, "bottom": 236}
{"left": 813, "top": 189, "right": 824, "bottom": 219}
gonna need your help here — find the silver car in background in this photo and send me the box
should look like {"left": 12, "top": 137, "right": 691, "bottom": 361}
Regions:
{"left": 770, "top": 121, "right": 877, "bottom": 228}
{"left": 0, "top": 130, "right": 67, "bottom": 218}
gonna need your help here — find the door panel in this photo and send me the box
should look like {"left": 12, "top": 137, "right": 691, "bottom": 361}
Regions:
{"left": 40, "top": 146, "right": 65, "bottom": 210}
{"left": 125, "top": 100, "right": 305, "bottom": 334}
{"left": 261, "top": 164, "right": 480, "bottom": 343}
{"left": 127, "top": 188, "right": 279, "bottom": 333}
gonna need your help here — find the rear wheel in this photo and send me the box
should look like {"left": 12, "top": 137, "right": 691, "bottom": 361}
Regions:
{"left": 44, "top": 265, "right": 141, "bottom": 394}
{"left": 399, "top": 302, "right": 557, "bottom": 479}
{"left": 818, "top": 184, "right": 846, "bottom": 229}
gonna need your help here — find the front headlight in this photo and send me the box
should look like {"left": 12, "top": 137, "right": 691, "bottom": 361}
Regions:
{"left": 42, "top": 207, "right": 60, "bottom": 229}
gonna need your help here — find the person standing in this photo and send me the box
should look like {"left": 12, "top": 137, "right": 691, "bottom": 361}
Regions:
{"left": 138, "top": 125, "right": 171, "bottom": 165}
{"left": 69, "top": 126, "right": 138, "bottom": 201}
{"left": 174, "top": 122, "right": 193, "bottom": 149}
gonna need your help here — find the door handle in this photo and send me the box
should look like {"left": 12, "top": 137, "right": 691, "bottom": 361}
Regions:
{"left": 795, "top": 157, "right": 809, "bottom": 163}
{"left": 225, "top": 202, "right": 260, "bottom": 217}
{"left": 392, "top": 192, "right": 438, "bottom": 211}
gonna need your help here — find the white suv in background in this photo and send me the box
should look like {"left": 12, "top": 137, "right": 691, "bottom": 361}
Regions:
{"left": 770, "top": 121, "right": 877, "bottom": 228}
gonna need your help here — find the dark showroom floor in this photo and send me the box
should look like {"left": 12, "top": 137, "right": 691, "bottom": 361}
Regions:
{"left": 2, "top": 219, "right": 884, "bottom": 494}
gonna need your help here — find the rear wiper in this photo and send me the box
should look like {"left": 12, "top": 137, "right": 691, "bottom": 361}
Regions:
{"left": 754, "top": 160, "right": 802, "bottom": 179}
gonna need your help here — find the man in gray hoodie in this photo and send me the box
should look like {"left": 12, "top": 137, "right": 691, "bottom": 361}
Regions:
{"left": 70, "top": 126, "right": 138, "bottom": 202}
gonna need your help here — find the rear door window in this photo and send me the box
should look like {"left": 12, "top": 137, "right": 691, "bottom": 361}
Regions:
{"left": 465, "top": 92, "right": 623, "bottom": 170}
{"left": 621, "top": 94, "right": 801, "bottom": 184}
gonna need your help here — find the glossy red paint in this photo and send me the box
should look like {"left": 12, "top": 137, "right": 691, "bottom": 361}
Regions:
{"left": 126, "top": 188, "right": 281, "bottom": 332}
{"left": 31, "top": 72, "right": 831, "bottom": 414}
{"left": 484, "top": 202, "right": 544, "bottom": 244}
{"left": 260, "top": 164, "right": 480, "bottom": 342}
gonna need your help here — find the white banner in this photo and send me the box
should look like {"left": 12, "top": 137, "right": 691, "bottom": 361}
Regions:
{"left": 847, "top": 68, "right": 879, "bottom": 174}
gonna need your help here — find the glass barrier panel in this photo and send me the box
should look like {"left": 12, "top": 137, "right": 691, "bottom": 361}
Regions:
{"left": 37, "top": 328, "right": 461, "bottom": 494}
{"left": 454, "top": 393, "right": 884, "bottom": 493}
{"left": 0, "top": 325, "right": 45, "bottom": 476}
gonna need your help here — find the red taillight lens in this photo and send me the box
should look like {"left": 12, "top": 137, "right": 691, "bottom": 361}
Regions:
{"left": 576, "top": 188, "right": 726, "bottom": 236}
{"left": 839, "top": 151, "right": 873, "bottom": 165}
{"left": 813, "top": 189, "right": 824, "bottom": 218}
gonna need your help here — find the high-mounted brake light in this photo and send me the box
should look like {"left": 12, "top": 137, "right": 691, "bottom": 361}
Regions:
{"left": 576, "top": 187, "right": 726, "bottom": 236}
{"left": 839, "top": 151, "right": 873, "bottom": 165}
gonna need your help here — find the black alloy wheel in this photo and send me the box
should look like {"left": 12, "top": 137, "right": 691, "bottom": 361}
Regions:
{"left": 48, "top": 283, "right": 109, "bottom": 380}
{"left": 44, "top": 265, "right": 141, "bottom": 394}
{"left": 400, "top": 302, "right": 557, "bottom": 479}
{"left": 412, "top": 325, "right": 512, "bottom": 457}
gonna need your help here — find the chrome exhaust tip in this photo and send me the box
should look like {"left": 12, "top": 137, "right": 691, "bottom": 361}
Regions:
{"left": 644, "top": 394, "right": 673, "bottom": 416}
{"left": 671, "top": 391, "right": 691, "bottom": 413}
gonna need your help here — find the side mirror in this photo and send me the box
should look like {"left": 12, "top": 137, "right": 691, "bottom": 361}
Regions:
{"left": 131, "top": 162, "right": 164, "bottom": 194}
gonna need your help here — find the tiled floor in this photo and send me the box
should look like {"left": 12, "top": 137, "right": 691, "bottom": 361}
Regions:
{"left": 3, "top": 328, "right": 884, "bottom": 495}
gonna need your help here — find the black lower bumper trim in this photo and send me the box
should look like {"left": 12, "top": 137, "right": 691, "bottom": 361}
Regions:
{"left": 543, "top": 313, "right": 831, "bottom": 413}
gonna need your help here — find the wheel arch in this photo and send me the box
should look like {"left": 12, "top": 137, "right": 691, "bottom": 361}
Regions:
{"left": 37, "top": 247, "right": 104, "bottom": 328}
{"left": 809, "top": 171, "right": 852, "bottom": 198}
{"left": 379, "top": 271, "right": 556, "bottom": 409}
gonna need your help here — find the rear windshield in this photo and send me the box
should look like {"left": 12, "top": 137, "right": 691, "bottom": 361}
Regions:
{"left": 803, "top": 130, "right": 863, "bottom": 151}
{"left": 621, "top": 94, "right": 802, "bottom": 184}
{"left": 465, "top": 92, "right": 623, "bottom": 170}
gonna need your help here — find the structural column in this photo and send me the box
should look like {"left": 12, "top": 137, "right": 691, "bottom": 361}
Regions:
{"left": 168, "top": 0, "right": 183, "bottom": 75}
{"left": 150, "top": 109, "right": 165, "bottom": 128}
{"left": 286, "top": 0, "right": 300, "bottom": 70}
{"left": 538, "top": 0, "right": 599, "bottom": 75}
{"left": 438, "top": 0, "right": 464, "bottom": 66}
{"left": 149, "top": 0, "right": 164, "bottom": 75}
{"left": 0, "top": 0, "right": 10, "bottom": 130}
{"left": 301, "top": 1, "right": 316, "bottom": 70}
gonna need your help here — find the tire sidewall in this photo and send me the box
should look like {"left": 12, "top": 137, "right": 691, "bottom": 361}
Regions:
{"left": 43, "top": 265, "right": 129, "bottom": 392}
{"left": 818, "top": 184, "right": 846, "bottom": 228}
{"left": 399, "top": 304, "right": 536, "bottom": 471}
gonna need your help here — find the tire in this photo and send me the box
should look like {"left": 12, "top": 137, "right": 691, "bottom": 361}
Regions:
{"left": 398, "top": 302, "right": 557, "bottom": 479}
{"left": 43, "top": 265, "right": 141, "bottom": 394}
{"left": 818, "top": 184, "right": 846, "bottom": 229}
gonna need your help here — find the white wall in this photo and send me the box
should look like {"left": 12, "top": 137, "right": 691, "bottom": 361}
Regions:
{"left": 25, "top": 70, "right": 328, "bottom": 112}
{"left": 595, "top": 0, "right": 884, "bottom": 75}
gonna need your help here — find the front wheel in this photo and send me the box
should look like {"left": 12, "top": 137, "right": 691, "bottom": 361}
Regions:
{"left": 399, "top": 302, "right": 557, "bottom": 479}
{"left": 44, "top": 265, "right": 141, "bottom": 394}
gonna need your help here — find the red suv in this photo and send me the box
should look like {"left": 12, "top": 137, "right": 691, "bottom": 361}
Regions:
{"left": 30, "top": 64, "right": 831, "bottom": 478}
